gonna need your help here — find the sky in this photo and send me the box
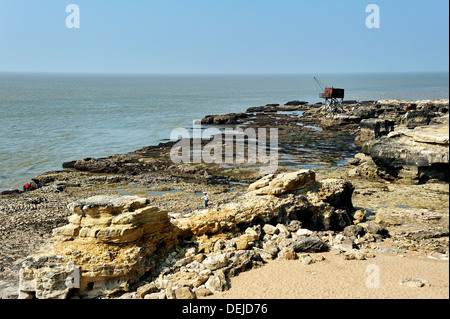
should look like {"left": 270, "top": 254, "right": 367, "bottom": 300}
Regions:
{"left": 0, "top": 0, "right": 448, "bottom": 74}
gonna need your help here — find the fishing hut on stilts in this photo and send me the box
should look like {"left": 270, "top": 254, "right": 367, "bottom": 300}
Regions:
{"left": 314, "top": 77, "right": 345, "bottom": 116}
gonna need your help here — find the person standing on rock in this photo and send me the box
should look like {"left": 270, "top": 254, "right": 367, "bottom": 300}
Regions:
{"left": 203, "top": 192, "right": 210, "bottom": 208}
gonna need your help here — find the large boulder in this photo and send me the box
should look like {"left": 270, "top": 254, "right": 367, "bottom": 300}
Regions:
{"left": 308, "top": 178, "right": 355, "bottom": 212}
{"left": 172, "top": 191, "right": 309, "bottom": 236}
{"left": 174, "top": 170, "right": 355, "bottom": 236}
{"left": 19, "top": 196, "right": 177, "bottom": 299}
{"left": 247, "top": 169, "right": 316, "bottom": 195}
{"left": 291, "top": 236, "right": 327, "bottom": 253}
{"left": 53, "top": 195, "right": 171, "bottom": 244}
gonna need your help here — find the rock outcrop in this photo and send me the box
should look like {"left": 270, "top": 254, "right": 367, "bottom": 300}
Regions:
{"left": 53, "top": 195, "right": 172, "bottom": 244}
{"left": 246, "top": 102, "right": 309, "bottom": 113}
{"left": 363, "top": 116, "right": 449, "bottom": 183}
{"left": 247, "top": 169, "right": 316, "bottom": 195}
{"left": 284, "top": 100, "right": 308, "bottom": 106}
{"left": 18, "top": 170, "right": 358, "bottom": 299}
{"left": 173, "top": 170, "right": 355, "bottom": 238}
{"left": 316, "top": 99, "right": 448, "bottom": 132}
{"left": 201, "top": 113, "right": 248, "bottom": 125}
{"left": 355, "top": 118, "right": 395, "bottom": 145}
{"left": 19, "top": 196, "right": 177, "bottom": 299}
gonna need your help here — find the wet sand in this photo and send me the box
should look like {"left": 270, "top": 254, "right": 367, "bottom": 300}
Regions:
{"left": 205, "top": 251, "right": 449, "bottom": 299}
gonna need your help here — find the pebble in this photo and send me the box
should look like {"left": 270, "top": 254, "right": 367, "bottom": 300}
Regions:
{"left": 399, "top": 278, "right": 431, "bottom": 288}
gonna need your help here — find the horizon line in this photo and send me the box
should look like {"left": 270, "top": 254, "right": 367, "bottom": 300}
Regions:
{"left": 0, "top": 70, "right": 449, "bottom": 77}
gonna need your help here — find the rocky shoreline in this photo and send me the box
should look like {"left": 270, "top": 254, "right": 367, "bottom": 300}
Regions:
{"left": 0, "top": 98, "right": 448, "bottom": 299}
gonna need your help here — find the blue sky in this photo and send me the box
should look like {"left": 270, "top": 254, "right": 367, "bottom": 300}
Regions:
{"left": 0, "top": 0, "right": 448, "bottom": 74}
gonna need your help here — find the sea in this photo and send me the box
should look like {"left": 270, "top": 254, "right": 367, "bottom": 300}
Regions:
{"left": 0, "top": 72, "right": 448, "bottom": 191}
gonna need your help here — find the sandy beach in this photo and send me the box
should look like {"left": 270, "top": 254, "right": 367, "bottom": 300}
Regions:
{"left": 205, "top": 251, "right": 449, "bottom": 299}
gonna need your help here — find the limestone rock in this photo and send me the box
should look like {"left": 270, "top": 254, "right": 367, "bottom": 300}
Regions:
{"left": 205, "top": 271, "right": 228, "bottom": 292}
{"left": 53, "top": 195, "right": 171, "bottom": 244}
{"left": 174, "top": 172, "right": 355, "bottom": 237}
{"left": 311, "top": 179, "right": 355, "bottom": 212}
{"left": 19, "top": 196, "right": 177, "bottom": 299}
{"left": 300, "top": 255, "right": 314, "bottom": 265}
{"left": 136, "top": 282, "right": 158, "bottom": 299}
{"left": 363, "top": 118, "right": 449, "bottom": 183}
{"left": 174, "top": 287, "right": 196, "bottom": 299}
{"left": 225, "top": 250, "right": 263, "bottom": 277}
{"left": 278, "top": 247, "right": 297, "bottom": 260}
{"left": 402, "top": 109, "right": 438, "bottom": 128}
{"left": 144, "top": 291, "right": 166, "bottom": 299}
{"left": 234, "top": 227, "right": 260, "bottom": 250}
{"left": 374, "top": 207, "right": 448, "bottom": 247}
{"left": 353, "top": 209, "right": 367, "bottom": 224}
{"left": 343, "top": 225, "right": 365, "bottom": 237}
{"left": 295, "top": 229, "right": 313, "bottom": 236}
{"left": 18, "top": 171, "right": 358, "bottom": 299}
{"left": 248, "top": 169, "right": 316, "bottom": 195}
{"left": 291, "top": 236, "right": 327, "bottom": 253}
{"left": 194, "top": 288, "right": 213, "bottom": 298}
{"left": 262, "top": 240, "right": 279, "bottom": 257}
{"left": 287, "top": 220, "right": 302, "bottom": 233}
{"left": 173, "top": 192, "right": 305, "bottom": 236}
{"left": 364, "top": 221, "right": 387, "bottom": 235}
{"left": 262, "top": 224, "right": 278, "bottom": 235}
{"left": 399, "top": 278, "right": 431, "bottom": 288}
{"left": 285, "top": 100, "right": 308, "bottom": 106}
{"left": 234, "top": 234, "right": 253, "bottom": 250}
{"left": 253, "top": 247, "right": 275, "bottom": 261}
{"left": 203, "top": 254, "right": 229, "bottom": 271}
{"left": 201, "top": 113, "right": 248, "bottom": 125}
{"left": 340, "top": 249, "right": 368, "bottom": 260}
{"left": 355, "top": 118, "right": 395, "bottom": 145}
{"left": 19, "top": 260, "right": 80, "bottom": 300}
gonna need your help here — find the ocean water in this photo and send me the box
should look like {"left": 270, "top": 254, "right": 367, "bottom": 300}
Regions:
{"left": 0, "top": 72, "right": 448, "bottom": 191}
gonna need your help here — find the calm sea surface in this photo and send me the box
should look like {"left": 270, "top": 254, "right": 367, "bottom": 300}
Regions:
{"left": 0, "top": 72, "right": 448, "bottom": 191}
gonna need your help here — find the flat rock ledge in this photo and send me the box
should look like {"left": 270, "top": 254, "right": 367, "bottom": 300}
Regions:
{"left": 362, "top": 116, "right": 449, "bottom": 183}
{"left": 18, "top": 169, "right": 368, "bottom": 299}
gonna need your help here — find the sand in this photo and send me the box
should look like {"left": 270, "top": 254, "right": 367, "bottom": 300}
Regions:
{"left": 204, "top": 251, "right": 449, "bottom": 299}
